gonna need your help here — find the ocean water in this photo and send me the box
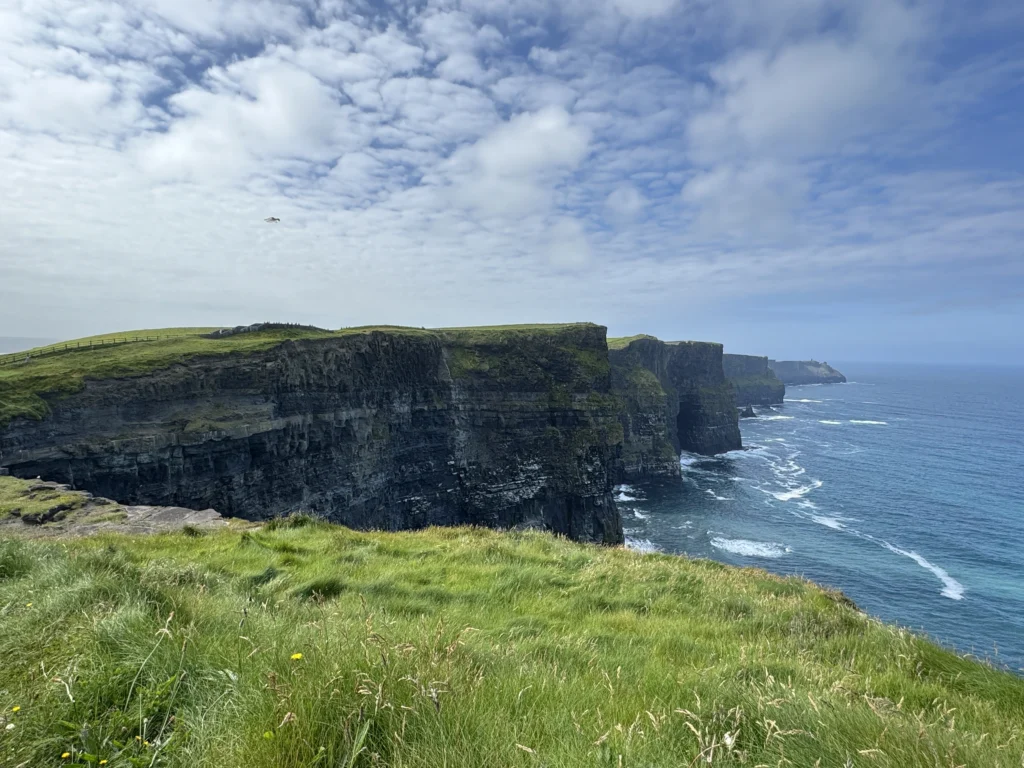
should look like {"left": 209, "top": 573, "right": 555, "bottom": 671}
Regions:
{"left": 619, "top": 363, "right": 1024, "bottom": 673}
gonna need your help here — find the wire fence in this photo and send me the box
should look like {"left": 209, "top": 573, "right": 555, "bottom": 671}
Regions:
{"left": 0, "top": 335, "right": 199, "bottom": 367}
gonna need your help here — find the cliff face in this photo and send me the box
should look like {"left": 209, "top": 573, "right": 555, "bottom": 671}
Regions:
{"left": 0, "top": 326, "right": 624, "bottom": 544}
{"left": 723, "top": 354, "right": 786, "bottom": 406}
{"left": 609, "top": 338, "right": 741, "bottom": 480}
{"left": 768, "top": 360, "right": 847, "bottom": 385}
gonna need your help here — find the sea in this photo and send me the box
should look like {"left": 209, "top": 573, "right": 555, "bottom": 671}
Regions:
{"left": 618, "top": 363, "right": 1024, "bottom": 674}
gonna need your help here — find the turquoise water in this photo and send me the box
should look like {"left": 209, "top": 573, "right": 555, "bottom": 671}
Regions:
{"left": 618, "top": 364, "right": 1024, "bottom": 673}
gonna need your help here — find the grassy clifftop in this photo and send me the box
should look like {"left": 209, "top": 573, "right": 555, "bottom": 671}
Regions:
{"left": 1, "top": 523, "right": 1021, "bottom": 767}
{"left": 0, "top": 324, "right": 599, "bottom": 426}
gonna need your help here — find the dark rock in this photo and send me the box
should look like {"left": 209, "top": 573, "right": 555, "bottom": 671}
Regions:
{"left": 0, "top": 326, "right": 624, "bottom": 545}
{"left": 739, "top": 405, "right": 757, "bottom": 419}
{"left": 610, "top": 337, "right": 742, "bottom": 482}
{"left": 768, "top": 360, "right": 847, "bottom": 385}
{"left": 723, "top": 354, "right": 785, "bottom": 406}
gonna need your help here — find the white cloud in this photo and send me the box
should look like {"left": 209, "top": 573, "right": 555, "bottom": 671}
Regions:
{"left": 548, "top": 217, "right": 593, "bottom": 269}
{"left": 605, "top": 185, "right": 646, "bottom": 222}
{"left": 0, "top": 0, "right": 1021, "bottom": 354}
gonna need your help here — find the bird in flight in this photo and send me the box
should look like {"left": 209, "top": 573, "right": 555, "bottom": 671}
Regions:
{"left": 264, "top": 216, "right": 280, "bottom": 223}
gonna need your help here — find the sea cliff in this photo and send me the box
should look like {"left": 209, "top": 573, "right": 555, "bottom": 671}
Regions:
{"left": 769, "top": 359, "right": 847, "bottom": 385}
{"left": 723, "top": 354, "right": 785, "bottom": 406}
{"left": 0, "top": 325, "right": 623, "bottom": 544}
{"left": 609, "top": 336, "right": 741, "bottom": 481}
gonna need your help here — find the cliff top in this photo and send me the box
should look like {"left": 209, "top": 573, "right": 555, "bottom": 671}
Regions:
{"left": 0, "top": 323, "right": 604, "bottom": 425}
{"left": 1, "top": 521, "right": 1021, "bottom": 766}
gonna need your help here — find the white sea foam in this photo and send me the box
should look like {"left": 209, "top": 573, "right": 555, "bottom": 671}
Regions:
{"left": 785, "top": 398, "right": 823, "bottom": 403}
{"left": 616, "top": 491, "right": 639, "bottom": 502}
{"left": 882, "top": 543, "right": 965, "bottom": 600}
{"left": 811, "top": 515, "right": 845, "bottom": 530}
{"left": 771, "top": 480, "right": 823, "bottom": 502}
{"left": 626, "top": 538, "right": 662, "bottom": 555}
{"left": 679, "top": 453, "right": 704, "bottom": 467}
{"left": 705, "top": 489, "right": 734, "bottom": 501}
{"left": 711, "top": 538, "right": 790, "bottom": 558}
{"left": 850, "top": 420, "right": 887, "bottom": 426}
{"left": 819, "top": 420, "right": 843, "bottom": 426}
{"left": 633, "top": 509, "right": 649, "bottom": 520}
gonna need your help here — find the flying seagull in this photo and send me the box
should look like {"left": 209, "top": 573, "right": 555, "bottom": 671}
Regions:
{"left": 264, "top": 216, "right": 280, "bottom": 223}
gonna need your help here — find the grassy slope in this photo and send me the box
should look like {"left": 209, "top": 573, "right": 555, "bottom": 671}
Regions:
{"left": 1, "top": 524, "right": 1021, "bottom": 768}
{"left": 0, "top": 324, "right": 595, "bottom": 426}
{"left": 0, "top": 476, "right": 88, "bottom": 522}
{"left": 607, "top": 334, "right": 658, "bottom": 350}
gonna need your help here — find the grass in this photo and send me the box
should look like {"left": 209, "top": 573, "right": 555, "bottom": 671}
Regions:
{"left": 1, "top": 524, "right": 1022, "bottom": 767}
{"left": 607, "top": 334, "right": 658, "bottom": 350}
{"left": 0, "top": 324, "right": 607, "bottom": 426}
{"left": 0, "top": 476, "right": 88, "bottom": 523}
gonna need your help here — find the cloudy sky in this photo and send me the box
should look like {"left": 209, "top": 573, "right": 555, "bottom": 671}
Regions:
{"left": 1, "top": 0, "right": 1022, "bottom": 362}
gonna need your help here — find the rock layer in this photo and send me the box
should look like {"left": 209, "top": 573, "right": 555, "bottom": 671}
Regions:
{"left": 610, "top": 337, "right": 741, "bottom": 481}
{"left": 0, "top": 326, "right": 624, "bottom": 544}
{"left": 723, "top": 354, "right": 786, "bottom": 406}
{"left": 768, "top": 360, "right": 847, "bottom": 385}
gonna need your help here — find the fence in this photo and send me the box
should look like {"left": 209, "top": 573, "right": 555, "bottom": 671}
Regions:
{"left": 0, "top": 334, "right": 199, "bottom": 367}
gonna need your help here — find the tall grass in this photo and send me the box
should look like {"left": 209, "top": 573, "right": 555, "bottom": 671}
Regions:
{"left": 1, "top": 525, "right": 1021, "bottom": 767}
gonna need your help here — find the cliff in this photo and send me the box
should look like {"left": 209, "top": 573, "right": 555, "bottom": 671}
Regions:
{"left": 609, "top": 336, "right": 741, "bottom": 480}
{"left": 723, "top": 354, "right": 785, "bottom": 406}
{"left": 0, "top": 325, "right": 624, "bottom": 544}
{"left": 769, "top": 359, "right": 847, "bottom": 385}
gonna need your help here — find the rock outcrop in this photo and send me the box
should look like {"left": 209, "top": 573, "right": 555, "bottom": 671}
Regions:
{"left": 609, "top": 337, "right": 741, "bottom": 481}
{"left": 0, "top": 325, "right": 624, "bottom": 544}
{"left": 739, "top": 405, "right": 757, "bottom": 419}
{"left": 723, "top": 354, "right": 785, "bottom": 406}
{"left": 768, "top": 360, "right": 847, "bottom": 385}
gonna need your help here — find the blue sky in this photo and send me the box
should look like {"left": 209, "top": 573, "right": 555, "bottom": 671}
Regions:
{"left": 0, "top": 0, "right": 1022, "bottom": 363}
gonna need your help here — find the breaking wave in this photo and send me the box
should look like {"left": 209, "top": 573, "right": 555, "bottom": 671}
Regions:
{"left": 710, "top": 538, "right": 790, "bottom": 558}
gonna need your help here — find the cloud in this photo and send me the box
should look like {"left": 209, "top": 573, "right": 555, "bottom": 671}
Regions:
{"left": 605, "top": 185, "right": 646, "bottom": 223}
{"left": 448, "top": 105, "right": 591, "bottom": 215}
{"left": 0, "top": 0, "right": 1021, "bottom": 363}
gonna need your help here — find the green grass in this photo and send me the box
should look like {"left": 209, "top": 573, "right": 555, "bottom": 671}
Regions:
{"left": 0, "top": 476, "right": 89, "bottom": 523}
{"left": 607, "top": 334, "right": 658, "bottom": 350}
{"left": 1, "top": 525, "right": 1021, "bottom": 767}
{"left": 0, "top": 324, "right": 606, "bottom": 426}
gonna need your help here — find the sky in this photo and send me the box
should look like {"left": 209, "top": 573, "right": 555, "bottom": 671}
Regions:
{"left": 1, "top": 0, "right": 1022, "bottom": 363}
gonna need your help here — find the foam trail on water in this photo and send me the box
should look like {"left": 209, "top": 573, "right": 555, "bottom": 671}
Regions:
{"left": 771, "top": 480, "right": 823, "bottom": 502}
{"left": 882, "top": 542, "right": 965, "bottom": 600}
{"left": 616, "top": 490, "right": 639, "bottom": 502}
{"left": 633, "top": 510, "right": 649, "bottom": 520}
{"left": 850, "top": 420, "right": 887, "bottom": 426}
{"left": 761, "top": 415, "right": 795, "bottom": 421}
{"left": 811, "top": 515, "right": 845, "bottom": 530}
{"left": 710, "top": 538, "right": 790, "bottom": 558}
{"left": 705, "top": 489, "right": 734, "bottom": 501}
{"left": 785, "top": 398, "right": 823, "bottom": 403}
{"left": 819, "top": 420, "right": 843, "bottom": 426}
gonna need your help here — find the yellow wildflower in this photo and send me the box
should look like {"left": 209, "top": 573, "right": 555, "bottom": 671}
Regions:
{"left": 290, "top": 653, "right": 303, "bottom": 660}
{"left": 62, "top": 753, "right": 71, "bottom": 759}
{"left": 25, "top": 603, "right": 32, "bottom": 608}
{"left": 144, "top": 741, "right": 150, "bottom": 747}
{"left": 10, "top": 706, "right": 19, "bottom": 713}
{"left": 100, "top": 762, "right": 108, "bottom": 766}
